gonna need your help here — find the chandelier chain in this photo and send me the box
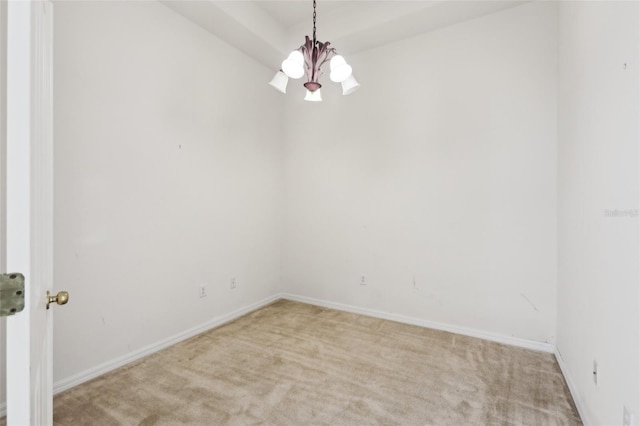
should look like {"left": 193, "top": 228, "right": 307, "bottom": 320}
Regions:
{"left": 312, "top": 0, "right": 317, "bottom": 45}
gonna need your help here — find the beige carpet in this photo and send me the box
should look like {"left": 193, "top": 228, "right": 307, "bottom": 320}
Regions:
{"left": 50, "top": 300, "right": 580, "bottom": 425}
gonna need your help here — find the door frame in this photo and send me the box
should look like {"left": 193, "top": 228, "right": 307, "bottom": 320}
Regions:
{"left": 0, "top": 0, "right": 8, "bottom": 416}
{"left": 4, "top": 1, "right": 55, "bottom": 424}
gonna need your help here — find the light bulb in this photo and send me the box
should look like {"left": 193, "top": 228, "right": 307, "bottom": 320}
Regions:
{"left": 282, "top": 50, "right": 304, "bottom": 79}
{"left": 330, "top": 55, "right": 353, "bottom": 83}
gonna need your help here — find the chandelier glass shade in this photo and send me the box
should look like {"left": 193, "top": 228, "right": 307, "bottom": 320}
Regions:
{"left": 268, "top": 0, "right": 360, "bottom": 101}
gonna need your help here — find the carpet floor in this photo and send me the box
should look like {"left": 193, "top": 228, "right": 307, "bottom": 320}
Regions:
{"left": 51, "top": 300, "right": 581, "bottom": 425}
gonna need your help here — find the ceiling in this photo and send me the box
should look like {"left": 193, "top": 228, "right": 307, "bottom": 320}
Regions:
{"left": 256, "top": 1, "right": 351, "bottom": 29}
{"left": 161, "top": 0, "right": 528, "bottom": 70}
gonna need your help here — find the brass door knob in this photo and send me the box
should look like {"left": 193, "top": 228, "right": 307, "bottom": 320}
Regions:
{"left": 46, "top": 290, "right": 69, "bottom": 310}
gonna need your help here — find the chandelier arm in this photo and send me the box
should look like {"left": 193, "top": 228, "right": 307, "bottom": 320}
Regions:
{"left": 318, "top": 48, "right": 336, "bottom": 67}
{"left": 303, "top": 54, "right": 314, "bottom": 81}
{"left": 315, "top": 48, "right": 336, "bottom": 78}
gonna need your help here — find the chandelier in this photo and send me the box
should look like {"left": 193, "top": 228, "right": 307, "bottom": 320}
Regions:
{"left": 268, "top": 0, "right": 360, "bottom": 101}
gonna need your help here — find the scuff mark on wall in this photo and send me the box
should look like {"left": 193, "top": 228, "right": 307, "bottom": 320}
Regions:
{"left": 520, "top": 293, "right": 539, "bottom": 312}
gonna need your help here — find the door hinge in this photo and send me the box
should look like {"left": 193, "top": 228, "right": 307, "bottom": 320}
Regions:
{"left": 0, "top": 273, "right": 25, "bottom": 317}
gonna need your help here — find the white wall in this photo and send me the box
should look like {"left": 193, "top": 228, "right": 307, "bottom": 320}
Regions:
{"left": 51, "top": 1, "right": 284, "bottom": 383}
{"left": 282, "top": 1, "right": 558, "bottom": 344}
{"left": 557, "top": 1, "right": 640, "bottom": 424}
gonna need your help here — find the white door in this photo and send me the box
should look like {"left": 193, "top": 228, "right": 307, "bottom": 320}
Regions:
{"left": 4, "top": 1, "right": 60, "bottom": 424}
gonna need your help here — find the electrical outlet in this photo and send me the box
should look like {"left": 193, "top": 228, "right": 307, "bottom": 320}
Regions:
{"left": 623, "top": 406, "right": 634, "bottom": 426}
{"left": 198, "top": 285, "right": 207, "bottom": 298}
{"left": 360, "top": 275, "right": 366, "bottom": 285}
{"left": 592, "top": 360, "right": 598, "bottom": 386}
{"left": 230, "top": 277, "right": 237, "bottom": 290}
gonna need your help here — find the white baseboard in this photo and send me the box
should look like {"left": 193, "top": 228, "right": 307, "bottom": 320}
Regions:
{"left": 279, "top": 293, "right": 556, "bottom": 354}
{"left": 52, "top": 294, "right": 280, "bottom": 395}
{"left": 554, "top": 346, "right": 590, "bottom": 426}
